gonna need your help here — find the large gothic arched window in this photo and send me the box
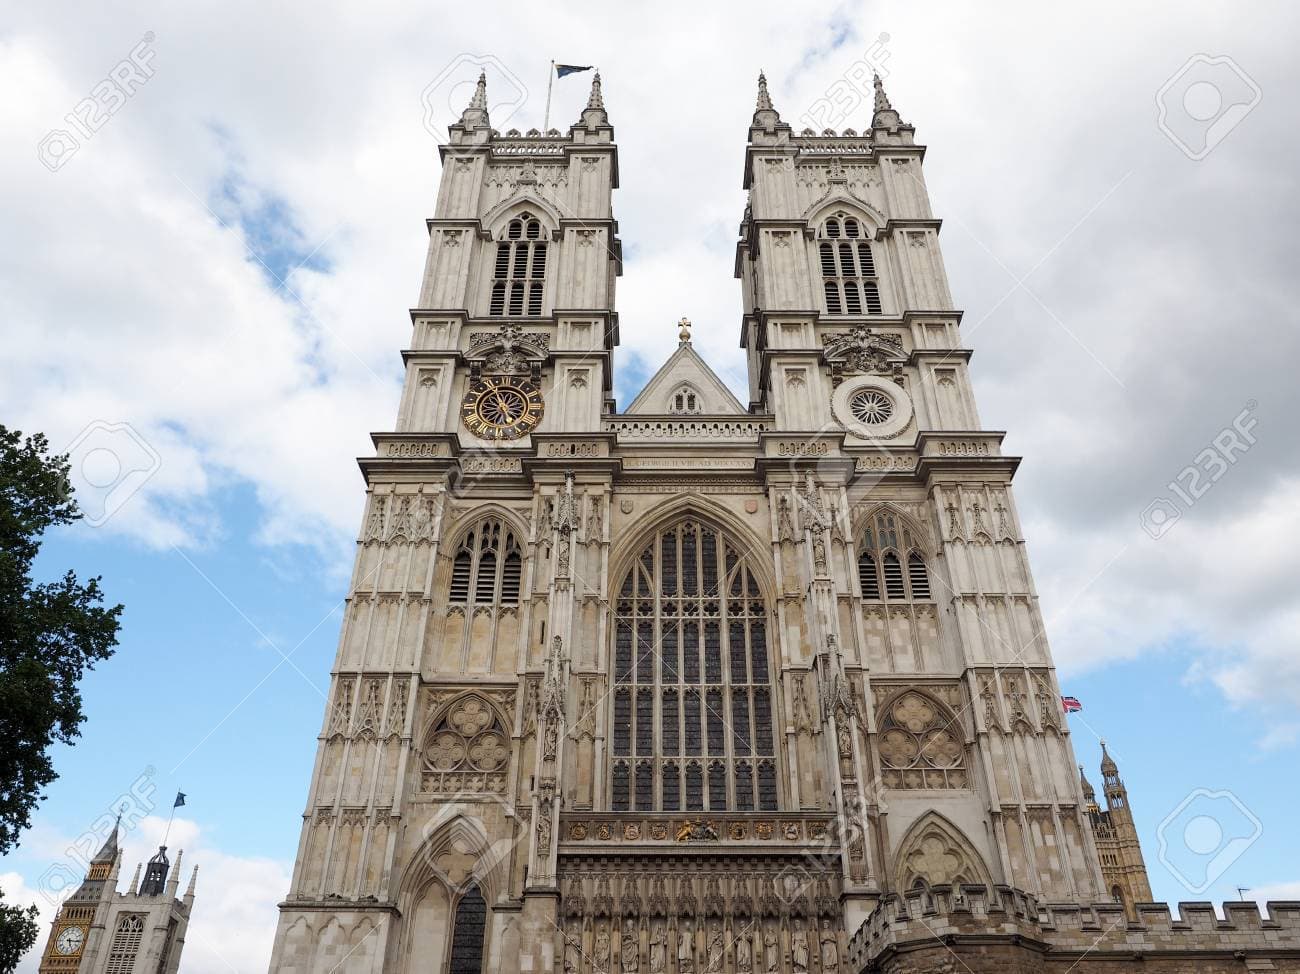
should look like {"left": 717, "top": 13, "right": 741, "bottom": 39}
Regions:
{"left": 819, "top": 214, "right": 883, "bottom": 316}
{"left": 610, "top": 519, "right": 778, "bottom": 812}
{"left": 488, "top": 213, "right": 548, "bottom": 317}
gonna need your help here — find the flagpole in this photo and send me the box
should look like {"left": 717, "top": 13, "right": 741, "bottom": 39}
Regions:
{"left": 161, "top": 803, "right": 177, "bottom": 850}
{"left": 543, "top": 60, "right": 554, "bottom": 132}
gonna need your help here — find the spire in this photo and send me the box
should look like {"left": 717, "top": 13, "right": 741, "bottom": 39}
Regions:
{"left": 1100, "top": 739, "right": 1118, "bottom": 777}
{"left": 184, "top": 865, "right": 198, "bottom": 908}
{"left": 871, "top": 73, "right": 905, "bottom": 132}
{"left": 129, "top": 862, "right": 142, "bottom": 895}
{"left": 578, "top": 70, "right": 609, "bottom": 128}
{"left": 457, "top": 70, "right": 490, "bottom": 129}
{"left": 91, "top": 816, "right": 120, "bottom": 863}
{"left": 1079, "top": 764, "right": 1096, "bottom": 801}
{"left": 165, "top": 849, "right": 183, "bottom": 897}
{"left": 872, "top": 73, "right": 892, "bottom": 113}
{"left": 752, "top": 70, "right": 782, "bottom": 128}
{"left": 756, "top": 71, "right": 773, "bottom": 112}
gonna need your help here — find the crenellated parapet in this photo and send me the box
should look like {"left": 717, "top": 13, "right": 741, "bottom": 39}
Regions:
{"left": 847, "top": 884, "right": 1300, "bottom": 973}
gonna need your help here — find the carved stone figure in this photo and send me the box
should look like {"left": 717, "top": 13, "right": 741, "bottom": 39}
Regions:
{"left": 706, "top": 922, "right": 724, "bottom": 972}
{"left": 678, "top": 923, "right": 694, "bottom": 973}
{"left": 595, "top": 924, "right": 611, "bottom": 974}
{"left": 763, "top": 927, "right": 779, "bottom": 973}
{"left": 736, "top": 929, "right": 753, "bottom": 972}
{"left": 792, "top": 926, "right": 809, "bottom": 973}
{"left": 622, "top": 919, "right": 639, "bottom": 972}
{"left": 564, "top": 924, "right": 583, "bottom": 974}
{"left": 819, "top": 920, "right": 839, "bottom": 970}
{"left": 649, "top": 921, "right": 667, "bottom": 973}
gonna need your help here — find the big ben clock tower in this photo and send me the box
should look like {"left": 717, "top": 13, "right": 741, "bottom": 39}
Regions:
{"left": 37, "top": 821, "right": 197, "bottom": 974}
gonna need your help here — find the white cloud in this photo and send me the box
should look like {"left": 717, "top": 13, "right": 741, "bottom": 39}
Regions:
{"left": 4, "top": 815, "right": 289, "bottom": 974}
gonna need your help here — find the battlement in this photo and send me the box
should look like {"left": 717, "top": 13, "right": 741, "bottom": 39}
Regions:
{"left": 848, "top": 885, "right": 1300, "bottom": 973}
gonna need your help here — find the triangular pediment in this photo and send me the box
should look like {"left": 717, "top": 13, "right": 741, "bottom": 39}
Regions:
{"left": 624, "top": 342, "right": 746, "bottom": 415}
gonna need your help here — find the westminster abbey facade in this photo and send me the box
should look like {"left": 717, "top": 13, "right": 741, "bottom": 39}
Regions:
{"left": 263, "top": 71, "right": 1300, "bottom": 974}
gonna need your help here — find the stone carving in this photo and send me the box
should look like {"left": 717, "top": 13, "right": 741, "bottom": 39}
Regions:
{"left": 792, "top": 925, "right": 810, "bottom": 973}
{"left": 384, "top": 680, "right": 408, "bottom": 738}
{"left": 706, "top": 921, "right": 724, "bottom": 972}
{"left": 777, "top": 494, "right": 796, "bottom": 543}
{"left": 595, "top": 923, "right": 612, "bottom": 973}
{"left": 564, "top": 923, "right": 583, "bottom": 974}
{"left": 420, "top": 694, "right": 510, "bottom": 794}
{"left": 678, "top": 923, "right": 694, "bottom": 973}
{"left": 362, "top": 496, "right": 386, "bottom": 542}
{"left": 736, "top": 928, "right": 753, "bottom": 972}
{"left": 649, "top": 921, "right": 667, "bottom": 972}
{"left": 466, "top": 321, "right": 550, "bottom": 362}
{"left": 675, "top": 820, "right": 719, "bottom": 842}
{"left": 328, "top": 679, "right": 353, "bottom": 737}
{"left": 820, "top": 920, "right": 839, "bottom": 971}
{"left": 822, "top": 325, "right": 905, "bottom": 381}
{"left": 622, "top": 918, "right": 639, "bottom": 972}
{"left": 877, "top": 692, "right": 966, "bottom": 790}
{"left": 795, "top": 473, "right": 830, "bottom": 575}
{"left": 587, "top": 497, "right": 604, "bottom": 543}
{"left": 763, "top": 927, "right": 779, "bottom": 973}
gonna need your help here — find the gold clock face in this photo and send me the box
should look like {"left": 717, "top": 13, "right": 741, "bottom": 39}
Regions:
{"left": 461, "top": 376, "right": 544, "bottom": 440}
{"left": 55, "top": 925, "right": 85, "bottom": 955}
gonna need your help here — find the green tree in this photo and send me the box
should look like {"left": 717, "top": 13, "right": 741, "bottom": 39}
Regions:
{"left": 0, "top": 426, "right": 123, "bottom": 967}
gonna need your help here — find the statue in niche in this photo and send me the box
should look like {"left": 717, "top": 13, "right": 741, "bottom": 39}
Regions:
{"left": 792, "top": 925, "right": 810, "bottom": 973}
{"left": 705, "top": 921, "right": 724, "bottom": 972}
{"left": 564, "top": 923, "right": 583, "bottom": 974}
{"left": 677, "top": 922, "right": 694, "bottom": 973}
{"left": 735, "top": 928, "right": 753, "bottom": 972}
{"left": 594, "top": 923, "right": 611, "bottom": 973}
{"left": 763, "top": 926, "right": 780, "bottom": 973}
{"left": 649, "top": 921, "right": 667, "bottom": 973}
{"left": 621, "top": 918, "right": 639, "bottom": 972}
{"left": 820, "top": 920, "right": 839, "bottom": 970}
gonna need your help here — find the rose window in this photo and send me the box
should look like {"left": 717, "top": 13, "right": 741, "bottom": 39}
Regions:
{"left": 849, "top": 389, "right": 893, "bottom": 425}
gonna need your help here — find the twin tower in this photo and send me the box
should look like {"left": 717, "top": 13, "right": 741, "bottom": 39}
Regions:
{"left": 261, "top": 70, "right": 1141, "bottom": 974}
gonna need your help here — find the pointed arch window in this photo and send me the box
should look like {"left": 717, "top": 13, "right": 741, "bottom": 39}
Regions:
{"left": 819, "top": 213, "right": 882, "bottom": 316}
{"left": 448, "top": 884, "right": 487, "bottom": 974}
{"left": 877, "top": 692, "right": 968, "bottom": 790}
{"left": 857, "top": 510, "right": 932, "bottom": 602}
{"left": 610, "top": 519, "right": 779, "bottom": 811}
{"left": 420, "top": 694, "right": 510, "bottom": 794}
{"left": 668, "top": 384, "right": 702, "bottom": 415}
{"left": 489, "top": 213, "right": 547, "bottom": 316}
{"left": 448, "top": 519, "right": 523, "bottom": 606}
{"left": 104, "top": 915, "right": 145, "bottom": 974}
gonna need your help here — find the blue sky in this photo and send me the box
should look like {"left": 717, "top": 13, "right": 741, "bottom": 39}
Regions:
{"left": 3, "top": 2, "right": 1299, "bottom": 969}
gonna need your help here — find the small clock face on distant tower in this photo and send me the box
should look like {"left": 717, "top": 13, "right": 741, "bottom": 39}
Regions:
{"left": 461, "top": 376, "right": 544, "bottom": 440}
{"left": 55, "top": 925, "right": 85, "bottom": 955}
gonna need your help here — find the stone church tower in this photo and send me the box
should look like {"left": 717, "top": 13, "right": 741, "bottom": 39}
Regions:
{"left": 267, "top": 70, "right": 1110, "bottom": 973}
{"left": 1082, "top": 743, "right": 1152, "bottom": 918}
{"left": 36, "top": 824, "right": 196, "bottom": 974}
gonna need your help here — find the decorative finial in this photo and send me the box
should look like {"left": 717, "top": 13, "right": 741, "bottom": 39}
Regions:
{"left": 678, "top": 317, "right": 691, "bottom": 343}
{"left": 756, "top": 71, "right": 773, "bottom": 112}
{"left": 587, "top": 71, "right": 604, "bottom": 111}
{"left": 458, "top": 70, "right": 490, "bottom": 128}
{"left": 185, "top": 864, "right": 199, "bottom": 898}
{"left": 872, "top": 73, "right": 892, "bottom": 113}
{"left": 129, "top": 862, "right": 142, "bottom": 894}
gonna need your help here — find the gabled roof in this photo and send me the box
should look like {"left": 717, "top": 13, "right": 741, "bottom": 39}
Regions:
{"left": 624, "top": 341, "right": 746, "bottom": 415}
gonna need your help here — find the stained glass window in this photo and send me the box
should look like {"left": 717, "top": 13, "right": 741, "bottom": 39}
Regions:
{"left": 609, "top": 519, "right": 779, "bottom": 810}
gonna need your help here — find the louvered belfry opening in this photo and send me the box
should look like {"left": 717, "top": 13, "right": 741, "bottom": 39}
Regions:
{"left": 856, "top": 509, "right": 933, "bottom": 603}
{"left": 489, "top": 214, "right": 547, "bottom": 316}
{"left": 820, "top": 213, "right": 883, "bottom": 316}
{"left": 449, "top": 519, "right": 523, "bottom": 606}
{"left": 611, "top": 519, "right": 778, "bottom": 812}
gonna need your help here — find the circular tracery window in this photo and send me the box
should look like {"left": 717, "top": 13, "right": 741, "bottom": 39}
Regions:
{"left": 850, "top": 389, "right": 894, "bottom": 425}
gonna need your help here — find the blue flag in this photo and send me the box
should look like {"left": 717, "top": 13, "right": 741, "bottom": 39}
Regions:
{"left": 555, "top": 64, "right": 593, "bottom": 79}
{"left": 174, "top": 791, "right": 186, "bottom": 808}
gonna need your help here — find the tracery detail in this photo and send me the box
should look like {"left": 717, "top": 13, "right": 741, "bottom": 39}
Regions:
{"left": 421, "top": 695, "right": 510, "bottom": 794}
{"left": 877, "top": 692, "right": 967, "bottom": 790}
{"left": 611, "top": 519, "right": 778, "bottom": 811}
